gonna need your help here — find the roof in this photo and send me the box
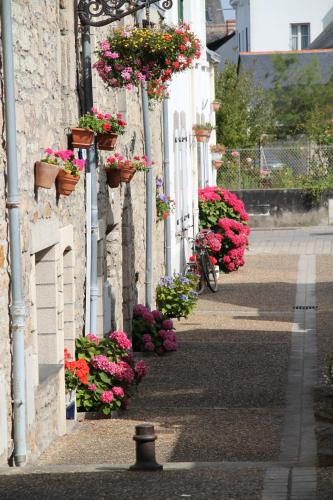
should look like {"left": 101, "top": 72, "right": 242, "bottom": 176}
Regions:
{"left": 310, "top": 19, "right": 333, "bottom": 49}
{"left": 207, "top": 31, "right": 236, "bottom": 51}
{"left": 206, "top": 48, "right": 221, "bottom": 64}
{"left": 239, "top": 50, "right": 333, "bottom": 89}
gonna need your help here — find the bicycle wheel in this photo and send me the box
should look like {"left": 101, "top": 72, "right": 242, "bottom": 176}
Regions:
{"left": 183, "top": 263, "right": 205, "bottom": 295}
{"left": 200, "top": 253, "right": 218, "bottom": 292}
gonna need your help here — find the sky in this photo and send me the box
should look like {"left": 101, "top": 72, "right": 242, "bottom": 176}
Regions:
{"left": 221, "top": 0, "right": 235, "bottom": 20}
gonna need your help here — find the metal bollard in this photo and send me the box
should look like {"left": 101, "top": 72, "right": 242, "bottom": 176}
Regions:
{"left": 129, "top": 423, "right": 163, "bottom": 471}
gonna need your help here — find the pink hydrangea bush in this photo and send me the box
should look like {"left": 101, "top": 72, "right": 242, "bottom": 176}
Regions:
{"left": 198, "top": 186, "right": 250, "bottom": 273}
{"left": 132, "top": 304, "right": 177, "bottom": 355}
{"left": 75, "top": 332, "right": 148, "bottom": 416}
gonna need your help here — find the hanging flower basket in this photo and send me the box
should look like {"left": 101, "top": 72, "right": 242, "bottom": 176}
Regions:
{"left": 57, "top": 170, "right": 80, "bottom": 196}
{"left": 105, "top": 169, "right": 121, "bottom": 188}
{"left": 120, "top": 165, "right": 136, "bottom": 183}
{"left": 97, "top": 133, "right": 118, "bottom": 151}
{"left": 93, "top": 23, "right": 201, "bottom": 102}
{"left": 34, "top": 161, "right": 60, "bottom": 189}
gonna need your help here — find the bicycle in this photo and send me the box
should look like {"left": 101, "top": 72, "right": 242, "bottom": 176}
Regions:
{"left": 183, "top": 229, "right": 218, "bottom": 295}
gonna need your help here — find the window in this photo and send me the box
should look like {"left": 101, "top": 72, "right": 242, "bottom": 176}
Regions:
{"left": 290, "top": 24, "right": 310, "bottom": 50}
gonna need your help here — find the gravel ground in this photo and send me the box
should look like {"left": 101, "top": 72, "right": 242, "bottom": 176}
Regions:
{"left": 39, "top": 254, "right": 293, "bottom": 468}
{"left": 317, "top": 468, "right": 333, "bottom": 499}
{"left": 39, "top": 408, "right": 282, "bottom": 465}
{"left": 0, "top": 468, "right": 265, "bottom": 500}
{"left": 197, "top": 255, "right": 298, "bottom": 313}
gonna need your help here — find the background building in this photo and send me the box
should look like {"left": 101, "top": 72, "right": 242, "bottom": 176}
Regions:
{"left": 231, "top": 0, "right": 333, "bottom": 54}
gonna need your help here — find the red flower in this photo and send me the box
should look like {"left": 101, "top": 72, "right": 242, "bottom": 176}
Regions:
{"left": 172, "top": 61, "right": 180, "bottom": 69}
{"left": 103, "top": 123, "right": 111, "bottom": 131}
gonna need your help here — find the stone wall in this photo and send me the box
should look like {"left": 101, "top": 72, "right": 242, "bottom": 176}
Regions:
{"left": 234, "top": 189, "right": 333, "bottom": 227}
{"left": 0, "top": 0, "right": 165, "bottom": 464}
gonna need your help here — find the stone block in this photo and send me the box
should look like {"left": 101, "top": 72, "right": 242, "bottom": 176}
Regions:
{"left": 0, "top": 245, "right": 5, "bottom": 268}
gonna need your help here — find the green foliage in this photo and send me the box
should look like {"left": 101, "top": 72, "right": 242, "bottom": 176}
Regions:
{"left": 269, "top": 55, "right": 333, "bottom": 142}
{"left": 78, "top": 113, "right": 104, "bottom": 133}
{"left": 215, "top": 61, "right": 273, "bottom": 148}
{"left": 78, "top": 111, "right": 126, "bottom": 135}
{"left": 193, "top": 122, "right": 215, "bottom": 131}
{"left": 156, "top": 274, "right": 199, "bottom": 319}
{"left": 199, "top": 192, "right": 244, "bottom": 228}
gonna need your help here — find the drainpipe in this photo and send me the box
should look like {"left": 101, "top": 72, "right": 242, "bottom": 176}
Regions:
{"left": 81, "top": 23, "right": 98, "bottom": 335}
{"left": 162, "top": 100, "right": 172, "bottom": 276}
{"left": 142, "top": 84, "right": 153, "bottom": 309}
{"left": 1, "top": 0, "right": 27, "bottom": 466}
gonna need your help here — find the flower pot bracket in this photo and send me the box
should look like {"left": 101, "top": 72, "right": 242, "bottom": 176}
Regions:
{"left": 78, "top": 0, "right": 173, "bottom": 27}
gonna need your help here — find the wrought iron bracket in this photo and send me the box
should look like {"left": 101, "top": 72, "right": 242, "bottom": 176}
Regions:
{"left": 78, "top": 0, "right": 173, "bottom": 27}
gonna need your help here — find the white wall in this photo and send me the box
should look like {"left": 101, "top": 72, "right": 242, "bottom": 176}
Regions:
{"left": 233, "top": 0, "right": 333, "bottom": 52}
{"left": 164, "top": 0, "right": 216, "bottom": 272}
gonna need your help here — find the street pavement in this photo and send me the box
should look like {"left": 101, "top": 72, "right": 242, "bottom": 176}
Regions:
{"left": 1, "top": 226, "right": 333, "bottom": 499}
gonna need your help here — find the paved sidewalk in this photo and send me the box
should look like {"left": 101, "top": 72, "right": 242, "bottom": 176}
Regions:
{"left": 1, "top": 226, "right": 333, "bottom": 499}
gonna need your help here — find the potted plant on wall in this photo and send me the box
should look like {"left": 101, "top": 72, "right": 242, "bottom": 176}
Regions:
{"left": 193, "top": 123, "right": 214, "bottom": 143}
{"left": 34, "top": 148, "right": 61, "bottom": 188}
{"left": 105, "top": 153, "right": 152, "bottom": 187}
{"left": 70, "top": 114, "right": 95, "bottom": 148}
{"left": 56, "top": 150, "right": 85, "bottom": 196}
{"left": 70, "top": 108, "right": 127, "bottom": 150}
{"left": 212, "top": 99, "right": 221, "bottom": 112}
{"left": 104, "top": 153, "right": 126, "bottom": 188}
{"left": 155, "top": 176, "right": 175, "bottom": 221}
{"left": 210, "top": 144, "right": 226, "bottom": 169}
{"left": 95, "top": 109, "right": 127, "bottom": 151}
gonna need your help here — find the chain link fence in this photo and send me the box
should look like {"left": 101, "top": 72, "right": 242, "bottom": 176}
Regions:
{"left": 216, "top": 145, "right": 333, "bottom": 190}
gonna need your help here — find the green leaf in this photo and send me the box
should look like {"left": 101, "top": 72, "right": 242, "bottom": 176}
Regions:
{"left": 102, "top": 406, "right": 111, "bottom": 415}
{"left": 99, "top": 371, "right": 111, "bottom": 384}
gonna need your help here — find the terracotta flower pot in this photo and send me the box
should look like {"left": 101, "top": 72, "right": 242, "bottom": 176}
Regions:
{"left": 34, "top": 161, "right": 60, "bottom": 188}
{"left": 106, "top": 169, "right": 121, "bottom": 188}
{"left": 194, "top": 129, "right": 211, "bottom": 143}
{"left": 120, "top": 165, "right": 136, "bottom": 183}
{"left": 56, "top": 170, "right": 80, "bottom": 196}
{"left": 97, "top": 133, "right": 118, "bottom": 151}
{"left": 212, "top": 101, "right": 221, "bottom": 112}
{"left": 212, "top": 160, "right": 223, "bottom": 169}
{"left": 71, "top": 127, "right": 94, "bottom": 149}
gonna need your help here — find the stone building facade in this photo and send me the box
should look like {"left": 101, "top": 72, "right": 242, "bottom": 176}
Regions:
{"left": 0, "top": 0, "right": 165, "bottom": 465}
{"left": 0, "top": 0, "right": 216, "bottom": 465}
